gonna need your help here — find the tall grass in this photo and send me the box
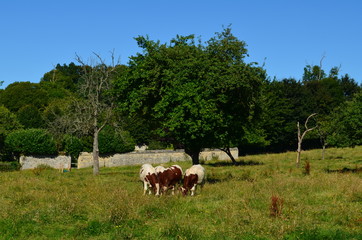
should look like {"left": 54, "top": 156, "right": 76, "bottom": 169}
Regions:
{"left": 0, "top": 147, "right": 361, "bottom": 239}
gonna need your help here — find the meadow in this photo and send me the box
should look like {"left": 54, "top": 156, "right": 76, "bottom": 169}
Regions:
{"left": 0, "top": 147, "right": 361, "bottom": 239}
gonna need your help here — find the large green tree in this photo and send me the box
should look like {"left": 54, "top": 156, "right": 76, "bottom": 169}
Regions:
{"left": 302, "top": 65, "right": 359, "bottom": 117}
{"left": 115, "top": 28, "right": 265, "bottom": 164}
{"left": 260, "top": 78, "right": 309, "bottom": 152}
{"left": 327, "top": 91, "right": 362, "bottom": 147}
{"left": 0, "top": 82, "right": 49, "bottom": 112}
{"left": 17, "top": 105, "right": 45, "bottom": 129}
{"left": 41, "top": 62, "right": 83, "bottom": 92}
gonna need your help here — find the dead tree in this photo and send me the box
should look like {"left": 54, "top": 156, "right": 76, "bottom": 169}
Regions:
{"left": 296, "top": 113, "right": 317, "bottom": 167}
{"left": 75, "top": 51, "right": 119, "bottom": 175}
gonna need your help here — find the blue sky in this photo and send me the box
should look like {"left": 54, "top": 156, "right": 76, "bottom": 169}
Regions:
{"left": 1, "top": 0, "right": 361, "bottom": 89}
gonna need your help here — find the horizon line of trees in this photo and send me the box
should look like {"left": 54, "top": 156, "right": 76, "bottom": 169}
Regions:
{"left": 0, "top": 27, "right": 361, "bottom": 170}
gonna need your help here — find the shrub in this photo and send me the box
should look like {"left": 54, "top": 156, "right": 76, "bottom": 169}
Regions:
{"left": 32, "top": 164, "right": 54, "bottom": 176}
{"left": 270, "top": 195, "right": 283, "bottom": 217}
{"left": 5, "top": 129, "right": 57, "bottom": 156}
{"left": 63, "top": 135, "right": 83, "bottom": 159}
{"left": 304, "top": 161, "right": 311, "bottom": 175}
{"left": 0, "top": 161, "right": 21, "bottom": 172}
{"left": 147, "top": 140, "right": 170, "bottom": 150}
{"left": 98, "top": 126, "right": 135, "bottom": 154}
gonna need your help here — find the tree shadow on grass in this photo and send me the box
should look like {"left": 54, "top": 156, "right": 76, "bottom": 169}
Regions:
{"left": 205, "top": 160, "right": 263, "bottom": 167}
{"left": 325, "top": 167, "right": 362, "bottom": 174}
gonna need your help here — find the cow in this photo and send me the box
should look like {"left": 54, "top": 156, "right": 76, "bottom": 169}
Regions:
{"left": 157, "top": 165, "right": 183, "bottom": 195}
{"left": 180, "top": 164, "right": 205, "bottom": 196}
{"left": 139, "top": 164, "right": 160, "bottom": 196}
{"left": 155, "top": 165, "right": 166, "bottom": 175}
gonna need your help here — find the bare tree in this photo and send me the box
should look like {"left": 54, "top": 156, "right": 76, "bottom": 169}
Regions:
{"left": 73, "top": 52, "right": 119, "bottom": 175}
{"left": 296, "top": 113, "right": 317, "bottom": 167}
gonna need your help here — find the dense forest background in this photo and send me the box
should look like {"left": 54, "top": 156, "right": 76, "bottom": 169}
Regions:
{"left": 0, "top": 28, "right": 361, "bottom": 164}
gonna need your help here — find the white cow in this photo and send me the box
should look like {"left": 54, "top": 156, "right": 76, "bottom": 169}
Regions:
{"left": 180, "top": 164, "right": 205, "bottom": 196}
{"left": 139, "top": 164, "right": 160, "bottom": 196}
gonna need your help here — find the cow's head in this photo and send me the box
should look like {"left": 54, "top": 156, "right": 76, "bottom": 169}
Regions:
{"left": 179, "top": 186, "right": 188, "bottom": 196}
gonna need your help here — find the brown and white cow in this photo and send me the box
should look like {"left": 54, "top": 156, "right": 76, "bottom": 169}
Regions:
{"left": 155, "top": 165, "right": 166, "bottom": 175}
{"left": 157, "top": 165, "right": 183, "bottom": 195}
{"left": 139, "top": 164, "right": 160, "bottom": 196}
{"left": 180, "top": 164, "right": 205, "bottom": 196}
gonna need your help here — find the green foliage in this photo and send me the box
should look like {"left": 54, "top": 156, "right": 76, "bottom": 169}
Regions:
{"left": 63, "top": 135, "right": 83, "bottom": 159}
{"left": 0, "top": 161, "right": 21, "bottom": 172}
{"left": 17, "top": 105, "right": 45, "bottom": 129}
{"left": 258, "top": 70, "right": 361, "bottom": 153}
{"left": 41, "top": 62, "right": 83, "bottom": 92}
{"left": 0, "top": 82, "right": 49, "bottom": 112}
{"left": 5, "top": 129, "right": 57, "bottom": 156}
{"left": 303, "top": 65, "right": 326, "bottom": 82}
{"left": 42, "top": 98, "right": 74, "bottom": 138}
{"left": 304, "top": 77, "right": 344, "bottom": 116}
{"left": 39, "top": 81, "right": 73, "bottom": 100}
{"left": 115, "top": 27, "right": 265, "bottom": 162}
{"left": 327, "top": 91, "right": 362, "bottom": 147}
{"left": 260, "top": 79, "right": 307, "bottom": 152}
{"left": 98, "top": 126, "right": 135, "bottom": 154}
{"left": 0, "top": 105, "right": 22, "bottom": 136}
{"left": 147, "top": 140, "right": 172, "bottom": 150}
{"left": 76, "top": 136, "right": 93, "bottom": 153}
{"left": 338, "top": 74, "right": 360, "bottom": 100}
{"left": 0, "top": 105, "right": 22, "bottom": 161}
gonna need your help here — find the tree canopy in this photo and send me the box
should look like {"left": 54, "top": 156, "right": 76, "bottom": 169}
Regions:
{"left": 114, "top": 28, "right": 266, "bottom": 164}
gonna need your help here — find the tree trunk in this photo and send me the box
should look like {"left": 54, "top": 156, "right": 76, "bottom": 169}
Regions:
{"left": 93, "top": 128, "right": 100, "bottom": 175}
{"left": 322, "top": 144, "right": 326, "bottom": 160}
{"left": 296, "top": 113, "right": 317, "bottom": 168}
{"left": 220, "top": 147, "right": 237, "bottom": 165}
{"left": 296, "top": 140, "right": 302, "bottom": 168}
{"left": 185, "top": 147, "right": 201, "bottom": 165}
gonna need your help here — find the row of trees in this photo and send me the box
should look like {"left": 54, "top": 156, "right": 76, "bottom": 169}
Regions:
{"left": 1, "top": 27, "right": 361, "bottom": 174}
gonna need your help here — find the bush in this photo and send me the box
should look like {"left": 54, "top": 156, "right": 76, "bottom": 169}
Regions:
{"left": 147, "top": 140, "right": 172, "bottom": 150}
{"left": 98, "top": 126, "right": 135, "bottom": 154}
{"left": 63, "top": 135, "right": 83, "bottom": 159}
{"left": 5, "top": 129, "right": 57, "bottom": 156}
{"left": 0, "top": 162, "right": 21, "bottom": 172}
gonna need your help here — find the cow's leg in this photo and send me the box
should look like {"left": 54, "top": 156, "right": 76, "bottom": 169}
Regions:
{"left": 171, "top": 185, "right": 175, "bottom": 195}
{"left": 155, "top": 183, "right": 160, "bottom": 196}
{"left": 143, "top": 181, "right": 148, "bottom": 195}
{"left": 148, "top": 183, "right": 152, "bottom": 195}
{"left": 190, "top": 184, "right": 197, "bottom": 196}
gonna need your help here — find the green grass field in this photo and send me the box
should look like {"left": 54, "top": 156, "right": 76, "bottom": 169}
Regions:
{"left": 0, "top": 147, "right": 361, "bottom": 239}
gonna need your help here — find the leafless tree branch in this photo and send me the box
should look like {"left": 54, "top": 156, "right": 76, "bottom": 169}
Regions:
{"left": 296, "top": 113, "right": 317, "bottom": 167}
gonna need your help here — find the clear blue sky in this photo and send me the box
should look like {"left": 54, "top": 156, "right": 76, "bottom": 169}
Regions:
{"left": 1, "top": 0, "right": 361, "bottom": 89}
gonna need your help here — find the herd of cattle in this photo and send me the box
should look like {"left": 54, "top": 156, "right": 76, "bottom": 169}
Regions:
{"left": 139, "top": 163, "right": 205, "bottom": 196}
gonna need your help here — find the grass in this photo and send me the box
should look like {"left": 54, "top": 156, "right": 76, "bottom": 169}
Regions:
{"left": 0, "top": 146, "right": 361, "bottom": 239}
